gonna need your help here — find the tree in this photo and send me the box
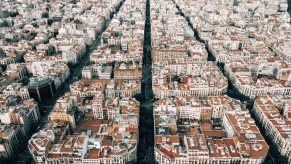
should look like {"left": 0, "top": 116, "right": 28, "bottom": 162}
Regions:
{"left": 0, "top": 20, "right": 9, "bottom": 27}
{"left": 42, "top": 12, "right": 49, "bottom": 18}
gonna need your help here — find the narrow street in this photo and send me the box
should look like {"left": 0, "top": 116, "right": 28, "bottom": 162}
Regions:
{"left": 137, "top": 0, "right": 155, "bottom": 162}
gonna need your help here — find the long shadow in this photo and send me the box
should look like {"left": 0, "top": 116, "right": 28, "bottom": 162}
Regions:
{"left": 136, "top": 0, "right": 155, "bottom": 163}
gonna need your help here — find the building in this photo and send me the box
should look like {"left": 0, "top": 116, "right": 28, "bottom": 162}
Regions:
{"left": 114, "top": 63, "right": 142, "bottom": 80}
{"left": 0, "top": 125, "right": 22, "bottom": 160}
{"left": 154, "top": 96, "right": 269, "bottom": 163}
{"left": 29, "top": 97, "right": 140, "bottom": 163}
{"left": 253, "top": 95, "right": 291, "bottom": 161}
{"left": 82, "top": 64, "right": 112, "bottom": 80}
{"left": 0, "top": 98, "right": 40, "bottom": 160}
{"left": 28, "top": 76, "right": 57, "bottom": 102}
{"left": 49, "top": 93, "right": 80, "bottom": 130}
{"left": 69, "top": 79, "right": 107, "bottom": 98}
{"left": 152, "top": 67, "right": 228, "bottom": 98}
{"left": 106, "top": 79, "right": 141, "bottom": 98}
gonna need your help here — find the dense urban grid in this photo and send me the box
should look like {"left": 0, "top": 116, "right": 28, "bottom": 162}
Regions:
{"left": 0, "top": 0, "right": 290, "bottom": 164}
